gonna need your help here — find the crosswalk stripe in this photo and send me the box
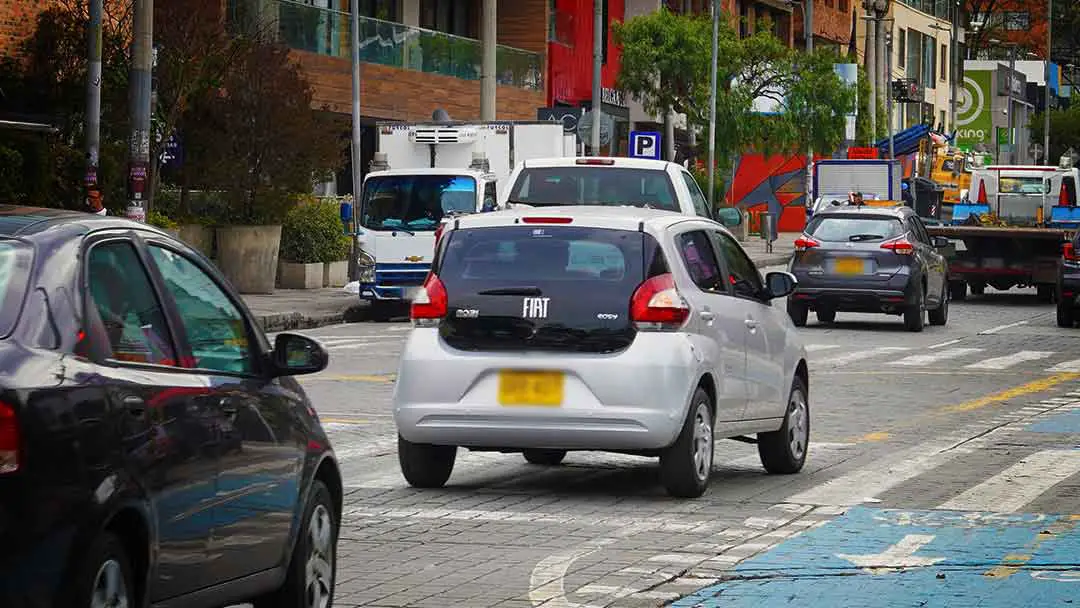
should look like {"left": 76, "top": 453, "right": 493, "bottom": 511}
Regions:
{"left": 818, "top": 347, "right": 910, "bottom": 366}
{"left": 889, "top": 347, "right": 983, "bottom": 367}
{"left": 805, "top": 344, "right": 841, "bottom": 353}
{"left": 964, "top": 350, "right": 1055, "bottom": 370}
{"left": 937, "top": 449, "right": 1080, "bottom": 512}
{"left": 1048, "top": 359, "right": 1080, "bottom": 373}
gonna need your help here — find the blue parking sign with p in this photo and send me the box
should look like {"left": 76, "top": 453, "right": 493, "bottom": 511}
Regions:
{"left": 629, "top": 131, "right": 661, "bottom": 160}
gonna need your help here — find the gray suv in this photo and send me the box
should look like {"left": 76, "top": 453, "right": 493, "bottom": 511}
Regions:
{"left": 786, "top": 204, "right": 950, "bottom": 332}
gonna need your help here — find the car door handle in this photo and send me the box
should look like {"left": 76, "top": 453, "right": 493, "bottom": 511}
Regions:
{"left": 699, "top": 311, "right": 715, "bottom": 321}
{"left": 122, "top": 395, "right": 145, "bottom": 417}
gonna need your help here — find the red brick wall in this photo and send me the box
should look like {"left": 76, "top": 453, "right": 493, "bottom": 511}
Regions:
{"left": 0, "top": 0, "right": 54, "bottom": 58}
{"left": 295, "top": 51, "right": 547, "bottom": 121}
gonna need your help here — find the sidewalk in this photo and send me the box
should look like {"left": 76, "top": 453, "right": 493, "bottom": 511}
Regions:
{"left": 242, "top": 235, "right": 799, "bottom": 332}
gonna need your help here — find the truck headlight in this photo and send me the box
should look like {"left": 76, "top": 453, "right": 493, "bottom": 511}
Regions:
{"left": 357, "top": 251, "right": 375, "bottom": 283}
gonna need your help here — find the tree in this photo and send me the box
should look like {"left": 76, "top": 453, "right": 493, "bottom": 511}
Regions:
{"left": 1029, "top": 105, "right": 1080, "bottom": 164}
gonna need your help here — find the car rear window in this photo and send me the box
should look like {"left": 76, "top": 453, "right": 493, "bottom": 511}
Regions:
{"left": 0, "top": 240, "right": 33, "bottom": 338}
{"left": 806, "top": 215, "right": 905, "bottom": 243}
{"left": 437, "top": 225, "right": 663, "bottom": 353}
{"left": 508, "top": 167, "right": 679, "bottom": 212}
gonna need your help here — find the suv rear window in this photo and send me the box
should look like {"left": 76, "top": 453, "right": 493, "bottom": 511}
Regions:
{"left": 508, "top": 167, "right": 679, "bottom": 212}
{"left": 806, "top": 215, "right": 905, "bottom": 243}
{"left": 0, "top": 240, "right": 32, "bottom": 338}
{"left": 437, "top": 225, "right": 664, "bottom": 353}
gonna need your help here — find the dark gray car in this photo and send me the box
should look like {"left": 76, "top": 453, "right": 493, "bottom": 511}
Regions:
{"left": 786, "top": 204, "right": 950, "bottom": 332}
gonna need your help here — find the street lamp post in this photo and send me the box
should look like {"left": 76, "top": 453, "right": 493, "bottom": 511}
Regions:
{"left": 707, "top": 0, "right": 719, "bottom": 207}
{"left": 1044, "top": 0, "right": 1052, "bottom": 163}
{"left": 862, "top": 0, "right": 891, "bottom": 145}
{"left": 1007, "top": 44, "right": 1016, "bottom": 164}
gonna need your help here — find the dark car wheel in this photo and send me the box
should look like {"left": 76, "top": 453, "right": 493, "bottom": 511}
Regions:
{"left": 904, "top": 283, "right": 926, "bottom": 332}
{"left": 660, "top": 388, "right": 714, "bottom": 498}
{"left": 815, "top": 308, "right": 836, "bottom": 324}
{"left": 70, "top": 532, "right": 135, "bottom": 608}
{"left": 523, "top": 449, "right": 567, "bottom": 466}
{"left": 787, "top": 300, "right": 808, "bottom": 327}
{"left": 928, "top": 288, "right": 949, "bottom": 326}
{"left": 758, "top": 376, "right": 809, "bottom": 475}
{"left": 949, "top": 280, "right": 967, "bottom": 301}
{"left": 256, "top": 479, "right": 337, "bottom": 608}
{"left": 1057, "top": 300, "right": 1076, "bottom": 328}
{"left": 398, "top": 435, "right": 457, "bottom": 488}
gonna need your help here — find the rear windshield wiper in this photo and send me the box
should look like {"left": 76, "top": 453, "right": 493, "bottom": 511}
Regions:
{"left": 478, "top": 286, "right": 544, "bottom": 296}
{"left": 848, "top": 234, "right": 884, "bottom": 241}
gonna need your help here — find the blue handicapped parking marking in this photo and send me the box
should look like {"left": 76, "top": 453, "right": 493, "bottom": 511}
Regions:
{"left": 673, "top": 507, "right": 1080, "bottom": 608}
{"left": 1027, "top": 409, "right": 1080, "bottom": 434}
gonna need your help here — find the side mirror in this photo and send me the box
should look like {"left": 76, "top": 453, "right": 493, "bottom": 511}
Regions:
{"left": 271, "top": 333, "right": 328, "bottom": 377}
{"left": 713, "top": 207, "right": 742, "bottom": 228}
{"left": 932, "top": 235, "right": 950, "bottom": 248}
{"left": 765, "top": 271, "right": 797, "bottom": 300}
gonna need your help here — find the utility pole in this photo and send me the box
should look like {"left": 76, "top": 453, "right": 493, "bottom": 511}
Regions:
{"left": 348, "top": 0, "right": 363, "bottom": 282}
{"left": 804, "top": 0, "right": 814, "bottom": 216}
{"left": 85, "top": 0, "right": 103, "bottom": 213}
{"left": 950, "top": 2, "right": 958, "bottom": 132}
{"left": 1007, "top": 45, "right": 1016, "bottom": 163}
{"left": 707, "top": 0, "right": 719, "bottom": 207}
{"left": 876, "top": 17, "right": 887, "bottom": 121}
{"left": 126, "top": 0, "right": 153, "bottom": 222}
{"left": 1044, "top": 0, "right": 1052, "bottom": 163}
{"left": 864, "top": 8, "right": 877, "bottom": 144}
{"left": 886, "top": 28, "right": 894, "bottom": 158}
{"left": 480, "top": 0, "right": 497, "bottom": 120}
{"left": 591, "top": 0, "right": 603, "bottom": 154}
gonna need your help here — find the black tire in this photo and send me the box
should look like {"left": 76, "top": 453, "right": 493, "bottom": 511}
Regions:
{"left": 1037, "top": 284, "right": 1055, "bottom": 303}
{"left": 398, "top": 435, "right": 456, "bottom": 488}
{"left": 815, "top": 308, "right": 836, "bottom": 324}
{"left": 904, "top": 283, "right": 926, "bottom": 332}
{"left": 787, "top": 300, "right": 808, "bottom": 327}
{"left": 928, "top": 287, "right": 949, "bottom": 326}
{"left": 949, "top": 280, "right": 967, "bottom": 301}
{"left": 1058, "top": 300, "right": 1076, "bottom": 328}
{"left": 68, "top": 532, "right": 136, "bottom": 608}
{"left": 255, "top": 479, "right": 338, "bottom": 608}
{"left": 758, "top": 376, "right": 810, "bottom": 474}
{"left": 970, "top": 282, "right": 986, "bottom": 296}
{"left": 660, "top": 388, "right": 714, "bottom": 498}
{"left": 523, "top": 449, "right": 567, "bottom": 466}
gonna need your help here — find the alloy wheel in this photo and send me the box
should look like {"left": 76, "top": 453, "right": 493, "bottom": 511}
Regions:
{"left": 787, "top": 388, "right": 809, "bottom": 461}
{"left": 90, "top": 559, "right": 128, "bottom": 608}
{"left": 305, "top": 504, "right": 335, "bottom": 608}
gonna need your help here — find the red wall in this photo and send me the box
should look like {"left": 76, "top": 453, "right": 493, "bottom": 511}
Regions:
{"left": 547, "top": 0, "right": 624, "bottom": 106}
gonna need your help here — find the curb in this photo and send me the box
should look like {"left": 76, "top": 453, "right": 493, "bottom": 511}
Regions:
{"left": 257, "top": 305, "right": 366, "bottom": 333}
{"left": 751, "top": 253, "right": 794, "bottom": 268}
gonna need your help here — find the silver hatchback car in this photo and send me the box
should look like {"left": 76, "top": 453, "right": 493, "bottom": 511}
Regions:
{"left": 393, "top": 207, "right": 810, "bottom": 497}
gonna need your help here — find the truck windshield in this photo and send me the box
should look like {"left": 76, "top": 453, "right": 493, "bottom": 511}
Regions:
{"left": 361, "top": 175, "right": 477, "bottom": 231}
{"left": 999, "top": 176, "right": 1049, "bottom": 195}
{"left": 508, "top": 167, "right": 679, "bottom": 212}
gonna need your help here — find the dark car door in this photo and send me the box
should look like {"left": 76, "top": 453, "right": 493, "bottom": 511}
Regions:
{"left": 81, "top": 235, "right": 219, "bottom": 601}
{"left": 141, "top": 239, "right": 306, "bottom": 582}
{"left": 909, "top": 216, "right": 947, "bottom": 307}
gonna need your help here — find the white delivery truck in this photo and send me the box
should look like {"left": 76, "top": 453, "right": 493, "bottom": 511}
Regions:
{"left": 807, "top": 159, "right": 903, "bottom": 218}
{"left": 352, "top": 117, "right": 575, "bottom": 314}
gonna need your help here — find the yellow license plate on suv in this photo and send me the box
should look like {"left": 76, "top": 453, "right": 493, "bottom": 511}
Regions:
{"left": 498, "top": 371, "right": 564, "bottom": 407}
{"left": 835, "top": 257, "right": 865, "bottom": 275}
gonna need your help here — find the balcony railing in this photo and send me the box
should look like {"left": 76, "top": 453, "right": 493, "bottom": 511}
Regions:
{"left": 245, "top": 0, "right": 543, "bottom": 91}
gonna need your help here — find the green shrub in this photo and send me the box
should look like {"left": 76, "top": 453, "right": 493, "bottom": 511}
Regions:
{"left": 147, "top": 210, "right": 179, "bottom": 230}
{"left": 280, "top": 200, "right": 350, "bottom": 264}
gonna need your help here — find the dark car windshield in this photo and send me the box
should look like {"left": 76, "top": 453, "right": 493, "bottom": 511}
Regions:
{"left": 360, "top": 174, "right": 477, "bottom": 231}
{"left": 0, "top": 240, "right": 33, "bottom": 338}
{"left": 508, "top": 167, "right": 679, "bottom": 212}
{"left": 807, "top": 215, "right": 905, "bottom": 242}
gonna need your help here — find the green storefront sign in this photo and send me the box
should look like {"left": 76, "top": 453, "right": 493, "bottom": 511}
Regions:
{"left": 956, "top": 70, "right": 993, "bottom": 150}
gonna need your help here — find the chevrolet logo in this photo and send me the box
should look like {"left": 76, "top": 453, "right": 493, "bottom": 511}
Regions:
{"left": 404, "top": 255, "right": 424, "bottom": 262}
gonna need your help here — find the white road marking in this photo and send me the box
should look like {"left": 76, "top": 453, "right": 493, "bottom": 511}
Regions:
{"left": 980, "top": 320, "right": 1029, "bottom": 335}
{"left": 805, "top": 344, "right": 842, "bottom": 352}
{"left": 964, "top": 350, "right": 1055, "bottom": 370}
{"left": 889, "top": 347, "right": 983, "bottom": 367}
{"left": 1048, "top": 359, "right": 1080, "bottom": 373}
{"left": 836, "top": 534, "right": 945, "bottom": 574}
{"left": 818, "top": 347, "right": 911, "bottom": 366}
{"left": 928, "top": 338, "right": 963, "bottom": 349}
{"left": 647, "top": 553, "right": 715, "bottom": 565}
{"left": 937, "top": 449, "right": 1080, "bottom": 513}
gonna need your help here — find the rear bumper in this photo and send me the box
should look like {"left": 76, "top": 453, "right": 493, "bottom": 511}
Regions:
{"left": 790, "top": 287, "right": 914, "bottom": 312}
{"left": 0, "top": 492, "right": 75, "bottom": 607}
{"left": 392, "top": 330, "right": 706, "bottom": 451}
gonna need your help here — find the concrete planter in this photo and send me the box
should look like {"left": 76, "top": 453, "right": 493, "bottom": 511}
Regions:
{"left": 324, "top": 260, "right": 348, "bottom": 288}
{"left": 278, "top": 261, "right": 323, "bottom": 289}
{"left": 215, "top": 225, "right": 281, "bottom": 294}
{"left": 177, "top": 224, "right": 214, "bottom": 258}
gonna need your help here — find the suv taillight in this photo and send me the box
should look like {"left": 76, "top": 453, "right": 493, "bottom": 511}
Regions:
{"left": 630, "top": 273, "right": 689, "bottom": 330}
{"left": 0, "top": 401, "right": 18, "bottom": 474}
{"left": 411, "top": 273, "right": 448, "bottom": 327}
{"left": 1064, "top": 242, "right": 1079, "bottom": 262}
{"left": 794, "top": 235, "right": 820, "bottom": 251}
{"left": 881, "top": 236, "right": 915, "bottom": 255}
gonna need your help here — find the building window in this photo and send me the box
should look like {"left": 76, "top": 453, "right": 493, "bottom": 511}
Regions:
{"left": 940, "top": 43, "right": 947, "bottom": 80}
{"left": 739, "top": 1, "right": 749, "bottom": 38}
{"left": 1003, "top": 11, "right": 1029, "bottom": 31}
{"left": 923, "top": 33, "right": 936, "bottom": 90}
{"left": 906, "top": 29, "right": 920, "bottom": 82}
{"left": 420, "top": 0, "right": 477, "bottom": 38}
{"left": 939, "top": 110, "right": 946, "bottom": 130}
{"left": 357, "top": 0, "right": 399, "bottom": 20}
{"left": 897, "top": 27, "right": 906, "bottom": 68}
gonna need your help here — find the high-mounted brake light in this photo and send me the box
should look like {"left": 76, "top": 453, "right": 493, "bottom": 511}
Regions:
{"left": 521, "top": 217, "right": 573, "bottom": 224}
{"left": 410, "top": 273, "right": 448, "bottom": 327}
{"left": 0, "top": 401, "right": 19, "bottom": 475}
{"left": 977, "top": 180, "right": 988, "bottom": 205}
{"left": 630, "top": 273, "right": 690, "bottom": 330}
{"left": 1064, "top": 242, "right": 1079, "bottom": 262}
{"left": 881, "top": 236, "right": 915, "bottom": 255}
{"left": 794, "top": 236, "right": 820, "bottom": 251}
{"left": 575, "top": 158, "right": 616, "bottom": 166}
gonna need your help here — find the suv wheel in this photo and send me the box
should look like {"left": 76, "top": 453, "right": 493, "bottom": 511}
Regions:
{"left": 72, "top": 533, "right": 134, "bottom": 608}
{"left": 523, "top": 449, "right": 567, "bottom": 466}
{"left": 1057, "top": 299, "right": 1075, "bottom": 328}
{"left": 815, "top": 308, "right": 836, "bottom": 324}
{"left": 904, "top": 283, "right": 926, "bottom": 332}
{"left": 786, "top": 300, "right": 808, "bottom": 327}
{"left": 758, "top": 376, "right": 809, "bottom": 474}
{"left": 256, "top": 480, "right": 337, "bottom": 608}
{"left": 398, "top": 435, "right": 457, "bottom": 488}
{"left": 928, "top": 287, "right": 949, "bottom": 326}
{"left": 660, "top": 388, "right": 713, "bottom": 498}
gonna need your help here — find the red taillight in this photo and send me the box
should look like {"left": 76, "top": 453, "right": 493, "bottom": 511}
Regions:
{"left": 630, "top": 273, "right": 689, "bottom": 329}
{"left": 794, "top": 236, "right": 820, "bottom": 251}
{"left": 1064, "top": 242, "right": 1079, "bottom": 261}
{"left": 575, "top": 158, "right": 615, "bottom": 165}
{"left": 0, "top": 401, "right": 18, "bottom": 474}
{"left": 977, "top": 180, "right": 988, "bottom": 205}
{"left": 410, "top": 274, "right": 448, "bottom": 326}
{"left": 1060, "top": 182, "right": 1071, "bottom": 207}
{"left": 522, "top": 217, "right": 573, "bottom": 224}
{"left": 881, "top": 237, "right": 915, "bottom": 255}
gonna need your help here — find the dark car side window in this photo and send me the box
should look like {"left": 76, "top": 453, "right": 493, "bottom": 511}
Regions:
{"left": 147, "top": 245, "right": 255, "bottom": 375}
{"left": 86, "top": 241, "right": 178, "bottom": 366}
{"left": 676, "top": 231, "right": 725, "bottom": 292}
{"left": 908, "top": 217, "right": 930, "bottom": 244}
{"left": 711, "top": 231, "right": 765, "bottom": 300}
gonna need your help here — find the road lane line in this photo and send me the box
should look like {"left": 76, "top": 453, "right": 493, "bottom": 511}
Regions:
{"left": 964, "top": 350, "right": 1056, "bottom": 370}
{"left": 817, "top": 347, "right": 910, "bottom": 366}
{"left": 937, "top": 449, "right": 1080, "bottom": 513}
{"left": 980, "top": 320, "right": 1028, "bottom": 335}
{"left": 805, "top": 344, "right": 841, "bottom": 352}
{"left": 942, "top": 372, "right": 1080, "bottom": 413}
{"left": 928, "top": 338, "right": 963, "bottom": 349}
{"left": 889, "top": 347, "right": 983, "bottom": 367}
{"left": 1048, "top": 359, "right": 1080, "bottom": 373}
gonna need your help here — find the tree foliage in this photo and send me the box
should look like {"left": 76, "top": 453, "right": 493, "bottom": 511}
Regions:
{"left": 1028, "top": 105, "right": 1080, "bottom": 164}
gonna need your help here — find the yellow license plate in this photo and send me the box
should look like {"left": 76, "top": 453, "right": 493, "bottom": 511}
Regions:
{"left": 835, "top": 258, "right": 865, "bottom": 275}
{"left": 498, "top": 371, "right": 564, "bottom": 407}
